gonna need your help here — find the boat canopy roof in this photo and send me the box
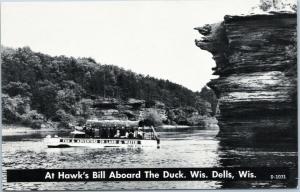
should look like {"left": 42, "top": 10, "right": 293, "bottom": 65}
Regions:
{"left": 86, "top": 119, "right": 139, "bottom": 128}
{"left": 70, "top": 130, "right": 86, "bottom": 135}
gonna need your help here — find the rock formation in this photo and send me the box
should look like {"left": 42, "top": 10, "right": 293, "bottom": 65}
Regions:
{"left": 195, "top": 12, "right": 297, "bottom": 144}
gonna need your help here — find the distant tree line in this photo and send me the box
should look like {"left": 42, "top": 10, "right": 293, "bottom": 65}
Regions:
{"left": 1, "top": 46, "right": 217, "bottom": 127}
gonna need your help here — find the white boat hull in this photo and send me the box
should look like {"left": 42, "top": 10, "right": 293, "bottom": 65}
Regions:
{"left": 44, "top": 137, "right": 159, "bottom": 148}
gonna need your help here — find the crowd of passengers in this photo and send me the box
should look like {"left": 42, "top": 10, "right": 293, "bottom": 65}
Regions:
{"left": 83, "top": 126, "right": 145, "bottom": 139}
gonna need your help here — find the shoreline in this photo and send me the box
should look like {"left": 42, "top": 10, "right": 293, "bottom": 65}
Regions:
{"left": 2, "top": 122, "right": 219, "bottom": 136}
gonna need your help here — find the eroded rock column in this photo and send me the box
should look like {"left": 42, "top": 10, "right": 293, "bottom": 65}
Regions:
{"left": 195, "top": 13, "right": 297, "bottom": 144}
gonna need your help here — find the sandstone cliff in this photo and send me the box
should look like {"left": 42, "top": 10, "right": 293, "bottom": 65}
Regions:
{"left": 195, "top": 13, "right": 297, "bottom": 143}
{"left": 79, "top": 97, "right": 215, "bottom": 127}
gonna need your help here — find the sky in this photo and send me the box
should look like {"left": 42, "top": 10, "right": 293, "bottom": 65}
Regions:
{"left": 1, "top": 0, "right": 260, "bottom": 91}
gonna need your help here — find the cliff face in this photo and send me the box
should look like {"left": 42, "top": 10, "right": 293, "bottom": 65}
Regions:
{"left": 84, "top": 98, "right": 215, "bottom": 127}
{"left": 195, "top": 13, "right": 297, "bottom": 143}
{"left": 90, "top": 98, "right": 167, "bottom": 121}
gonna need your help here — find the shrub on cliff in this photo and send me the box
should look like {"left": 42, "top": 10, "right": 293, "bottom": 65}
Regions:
{"left": 186, "top": 115, "right": 206, "bottom": 126}
{"left": 141, "top": 109, "right": 163, "bottom": 127}
{"left": 20, "top": 110, "right": 45, "bottom": 128}
{"left": 77, "top": 99, "right": 94, "bottom": 118}
{"left": 198, "top": 86, "right": 217, "bottom": 115}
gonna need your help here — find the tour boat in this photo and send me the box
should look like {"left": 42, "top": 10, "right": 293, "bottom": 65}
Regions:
{"left": 44, "top": 120, "right": 160, "bottom": 148}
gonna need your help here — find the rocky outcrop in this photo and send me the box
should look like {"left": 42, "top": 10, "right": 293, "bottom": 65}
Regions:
{"left": 89, "top": 98, "right": 167, "bottom": 121}
{"left": 195, "top": 13, "right": 297, "bottom": 143}
{"left": 86, "top": 97, "right": 216, "bottom": 127}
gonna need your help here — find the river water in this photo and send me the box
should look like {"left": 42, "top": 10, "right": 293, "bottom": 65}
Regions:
{"left": 2, "top": 126, "right": 298, "bottom": 190}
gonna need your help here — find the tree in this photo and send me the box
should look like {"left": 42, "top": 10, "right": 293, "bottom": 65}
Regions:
{"left": 56, "top": 89, "right": 77, "bottom": 114}
{"left": 141, "top": 109, "right": 163, "bottom": 127}
{"left": 2, "top": 94, "right": 31, "bottom": 123}
{"left": 198, "top": 86, "right": 218, "bottom": 115}
{"left": 3, "top": 82, "right": 31, "bottom": 97}
{"left": 254, "top": 0, "right": 297, "bottom": 12}
{"left": 53, "top": 109, "right": 74, "bottom": 128}
{"left": 2, "top": 46, "right": 217, "bottom": 127}
{"left": 31, "top": 80, "right": 59, "bottom": 119}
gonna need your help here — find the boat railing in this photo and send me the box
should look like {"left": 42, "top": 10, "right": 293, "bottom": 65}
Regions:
{"left": 76, "top": 124, "right": 159, "bottom": 140}
{"left": 70, "top": 131, "right": 156, "bottom": 140}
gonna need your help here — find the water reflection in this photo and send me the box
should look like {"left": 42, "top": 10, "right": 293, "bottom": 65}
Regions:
{"left": 217, "top": 137, "right": 298, "bottom": 188}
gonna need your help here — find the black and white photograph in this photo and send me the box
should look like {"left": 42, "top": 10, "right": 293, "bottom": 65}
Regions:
{"left": 1, "top": 0, "right": 298, "bottom": 190}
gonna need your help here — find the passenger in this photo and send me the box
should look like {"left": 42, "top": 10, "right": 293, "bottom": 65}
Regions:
{"left": 99, "top": 128, "right": 103, "bottom": 138}
{"left": 102, "top": 128, "right": 108, "bottom": 138}
{"left": 91, "top": 129, "right": 95, "bottom": 137}
{"left": 94, "top": 128, "right": 99, "bottom": 137}
{"left": 128, "top": 131, "right": 134, "bottom": 139}
{"left": 112, "top": 129, "right": 116, "bottom": 138}
{"left": 127, "top": 129, "right": 133, "bottom": 138}
{"left": 121, "top": 131, "right": 129, "bottom": 138}
{"left": 107, "top": 128, "right": 111, "bottom": 138}
{"left": 137, "top": 127, "right": 143, "bottom": 139}
{"left": 120, "top": 127, "right": 126, "bottom": 137}
{"left": 134, "top": 128, "right": 138, "bottom": 138}
{"left": 105, "top": 128, "right": 109, "bottom": 138}
{"left": 86, "top": 128, "right": 91, "bottom": 137}
{"left": 109, "top": 128, "right": 115, "bottom": 138}
{"left": 114, "top": 129, "right": 120, "bottom": 138}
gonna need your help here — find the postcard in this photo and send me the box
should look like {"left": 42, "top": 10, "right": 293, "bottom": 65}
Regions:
{"left": 1, "top": 0, "right": 298, "bottom": 191}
